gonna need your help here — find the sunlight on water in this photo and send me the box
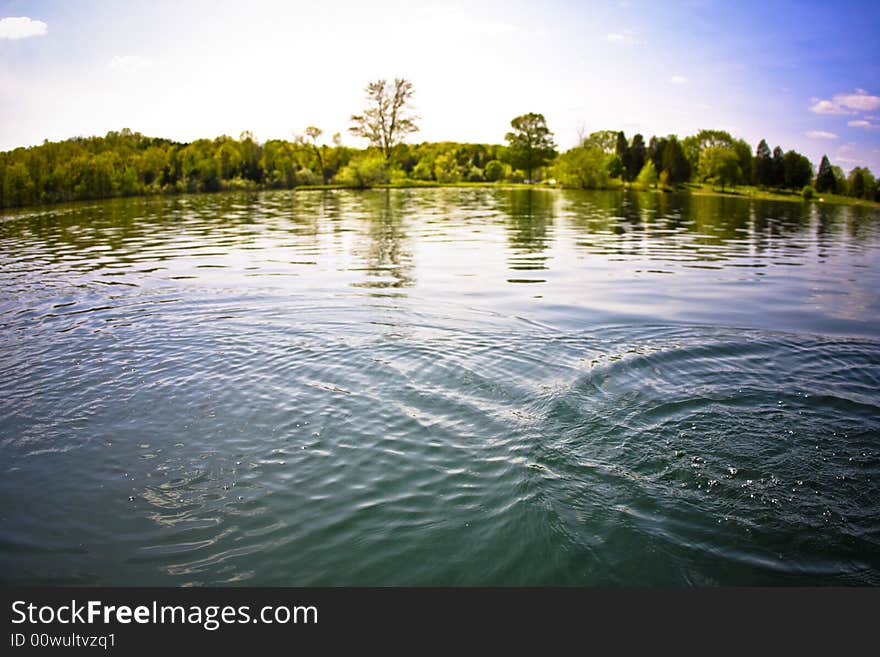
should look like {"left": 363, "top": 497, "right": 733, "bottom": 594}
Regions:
{"left": 1, "top": 188, "right": 878, "bottom": 585}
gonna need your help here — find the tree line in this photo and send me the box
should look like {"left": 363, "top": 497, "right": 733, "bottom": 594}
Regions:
{"left": 1, "top": 78, "right": 877, "bottom": 209}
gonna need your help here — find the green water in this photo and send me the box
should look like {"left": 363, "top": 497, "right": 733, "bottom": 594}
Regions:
{"left": 1, "top": 188, "right": 878, "bottom": 585}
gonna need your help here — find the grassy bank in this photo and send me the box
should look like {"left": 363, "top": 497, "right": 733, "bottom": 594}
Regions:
{"left": 2, "top": 179, "right": 878, "bottom": 214}
{"left": 678, "top": 182, "right": 880, "bottom": 208}
{"left": 291, "top": 180, "right": 880, "bottom": 209}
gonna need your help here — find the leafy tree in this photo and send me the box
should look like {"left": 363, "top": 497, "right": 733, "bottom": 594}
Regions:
{"left": 335, "top": 152, "right": 389, "bottom": 188}
{"left": 648, "top": 136, "right": 667, "bottom": 175}
{"left": 606, "top": 153, "right": 624, "bottom": 179}
{"left": 628, "top": 134, "right": 646, "bottom": 183}
{"left": 814, "top": 155, "right": 835, "bottom": 193}
{"left": 847, "top": 167, "right": 876, "bottom": 199}
{"left": 754, "top": 139, "right": 772, "bottom": 187}
{"left": 300, "top": 126, "right": 329, "bottom": 184}
{"left": 782, "top": 150, "right": 813, "bottom": 189}
{"left": 238, "top": 131, "right": 262, "bottom": 182}
{"left": 583, "top": 130, "right": 618, "bottom": 153}
{"left": 831, "top": 166, "right": 847, "bottom": 194}
{"left": 2, "top": 161, "right": 35, "bottom": 207}
{"left": 732, "top": 139, "right": 753, "bottom": 185}
{"left": 553, "top": 146, "right": 610, "bottom": 189}
{"left": 350, "top": 78, "right": 419, "bottom": 161}
{"left": 615, "top": 131, "right": 628, "bottom": 178}
{"left": 662, "top": 136, "right": 690, "bottom": 184}
{"left": 699, "top": 146, "right": 741, "bottom": 191}
{"left": 214, "top": 137, "right": 242, "bottom": 179}
{"left": 635, "top": 160, "right": 658, "bottom": 188}
{"left": 771, "top": 146, "right": 785, "bottom": 187}
{"left": 484, "top": 160, "right": 505, "bottom": 182}
{"left": 433, "top": 151, "right": 462, "bottom": 183}
{"left": 505, "top": 112, "right": 557, "bottom": 182}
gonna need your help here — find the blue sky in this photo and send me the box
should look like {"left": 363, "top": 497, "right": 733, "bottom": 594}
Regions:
{"left": 1, "top": 0, "right": 879, "bottom": 172}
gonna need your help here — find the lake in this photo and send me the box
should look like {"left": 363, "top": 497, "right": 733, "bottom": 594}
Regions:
{"left": 1, "top": 187, "right": 878, "bottom": 585}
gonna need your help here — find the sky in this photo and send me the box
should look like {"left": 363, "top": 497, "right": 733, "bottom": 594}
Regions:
{"left": 1, "top": 0, "right": 879, "bottom": 172}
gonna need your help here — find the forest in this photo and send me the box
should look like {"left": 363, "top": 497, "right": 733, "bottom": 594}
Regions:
{"left": 1, "top": 78, "right": 877, "bottom": 209}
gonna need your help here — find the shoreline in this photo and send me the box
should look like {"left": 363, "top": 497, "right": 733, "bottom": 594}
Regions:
{"left": 2, "top": 181, "right": 878, "bottom": 214}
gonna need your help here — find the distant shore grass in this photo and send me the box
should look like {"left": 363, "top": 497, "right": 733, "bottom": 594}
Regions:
{"left": 291, "top": 180, "right": 879, "bottom": 209}
{"left": 2, "top": 180, "right": 878, "bottom": 213}
{"left": 676, "top": 182, "right": 879, "bottom": 208}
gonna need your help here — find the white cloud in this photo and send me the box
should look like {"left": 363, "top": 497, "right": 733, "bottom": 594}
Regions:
{"left": 848, "top": 119, "right": 878, "bottom": 130}
{"left": 809, "top": 99, "right": 848, "bottom": 115}
{"left": 806, "top": 130, "right": 838, "bottom": 140}
{"left": 0, "top": 16, "right": 48, "bottom": 40}
{"left": 603, "top": 31, "right": 641, "bottom": 45}
{"left": 669, "top": 75, "right": 687, "bottom": 85}
{"left": 809, "top": 89, "right": 880, "bottom": 115}
{"left": 837, "top": 89, "right": 880, "bottom": 111}
{"left": 108, "top": 55, "right": 153, "bottom": 74}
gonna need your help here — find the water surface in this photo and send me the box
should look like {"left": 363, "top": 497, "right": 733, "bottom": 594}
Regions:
{"left": 1, "top": 188, "right": 878, "bottom": 585}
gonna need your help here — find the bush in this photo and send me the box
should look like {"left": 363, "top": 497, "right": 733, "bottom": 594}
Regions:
{"left": 554, "top": 147, "right": 611, "bottom": 189}
{"left": 465, "top": 166, "right": 485, "bottom": 182}
{"left": 801, "top": 185, "right": 814, "bottom": 200}
{"left": 411, "top": 160, "right": 434, "bottom": 181}
{"left": 433, "top": 153, "right": 462, "bottom": 183}
{"left": 484, "top": 160, "right": 505, "bottom": 182}
{"left": 636, "top": 161, "right": 658, "bottom": 188}
{"left": 390, "top": 168, "right": 409, "bottom": 185}
{"left": 295, "top": 168, "right": 321, "bottom": 186}
{"left": 334, "top": 153, "right": 389, "bottom": 188}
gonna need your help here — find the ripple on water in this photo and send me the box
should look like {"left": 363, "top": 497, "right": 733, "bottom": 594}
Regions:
{"left": 1, "top": 189, "right": 879, "bottom": 585}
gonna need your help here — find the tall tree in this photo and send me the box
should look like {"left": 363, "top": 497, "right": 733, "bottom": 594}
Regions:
{"left": 754, "top": 139, "right": 772, "bottom": 187}
{"left": 628, "top": 134, "right": 646, "bottom": 183}
{"left": 302, "top": 126, "right": 329, "bottom": 183}
{"left": 583, "top": 130, "right": 619, "bottom": 153}
{"left": 771, "top": 146, "right": 785, "bottom": 187}
{"left": 815, "top": 155, "right": 835, "bottom": 193}
{"left": 615, "top": 131, "right": 629, "bottom": 179}
{"left": 732, "top": 139, "right": 753, "bottom": 185}
{"left": 349, "top": 78, "right": 419, "bottom": 160}
{"left": 782, "top": 150, "right": 813, "bottom": 189}
{"left": 699, "top": 146, "right": 741, "bottom": 192}
{"left": 662, "top": 136, "right": 690, "bottom": 184}
{"left": 649, "top": 136, "right": 668, "bottom": 174}
{"left": 847, "top": 167, "right": 876, "bottom": 199}
{"left": 505, "top": 113, "right": 557, "bottom": 182}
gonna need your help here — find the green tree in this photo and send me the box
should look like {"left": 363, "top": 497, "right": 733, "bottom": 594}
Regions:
{"left": 335, "top": 152, "right": 389, "bottom": 188}
{"left": 301, "top": 126, "right": 329, "bottom": 184}
{"left": 484, "top": 160, "right": 505, "bottom": 182}
{"left": 699, "top": 146, "right": 741, "bottom": 192}
{"left": 583, "top": 130, "right": 619, "bottom": 153}
{"left": 831, "top": 165, "right": 847, "bottom": 194}
{"left": 649, "top": 136, "right": 667, "bottom": 174}
{"left": 238, "top": 131, "right": 262, "bottom": 182}
{"left": 553, "top": 146, "right": 610, "bottom": 189}
{"left": 350, "top": 78, "right": 419, "bottom": 161}
{"left": 635, "top": 160, "right": 658, "bottom": 188}
{"left": 615, "top": 131, "right": 628, "bottom": 179}
{"left": 662, "top": 136, "right": 690, "bottom": 184}
{"left": 754, "top": 139, "right": 772, "bottom": 187}
{"left": 606, "top": 153, "right": 624, "bottom": 179}
{"left": 628, "top": 134, "right": 646, "bottom": 183}
{"left": 732, "top": 139, "right": 753, "bottom": 185}
{"left": 847, "top": 167, "right": 876, "bottom": 199}
{"left": 505, "top": 112, "right": 557, "bottom": 182}
{"left": 2, "top": 161, "right": 35, "bottom": 207}
{"left": 433, "top": 151, "right": 462, "bottom": 183}
{"left": 815, "top": 155, "right": 835, "bottom": 193}
{"left": 771, "top": 146, "right": 785, "bottom": 187}
{"left": 782, "top": 150, "right": 813, "bottom": 189}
